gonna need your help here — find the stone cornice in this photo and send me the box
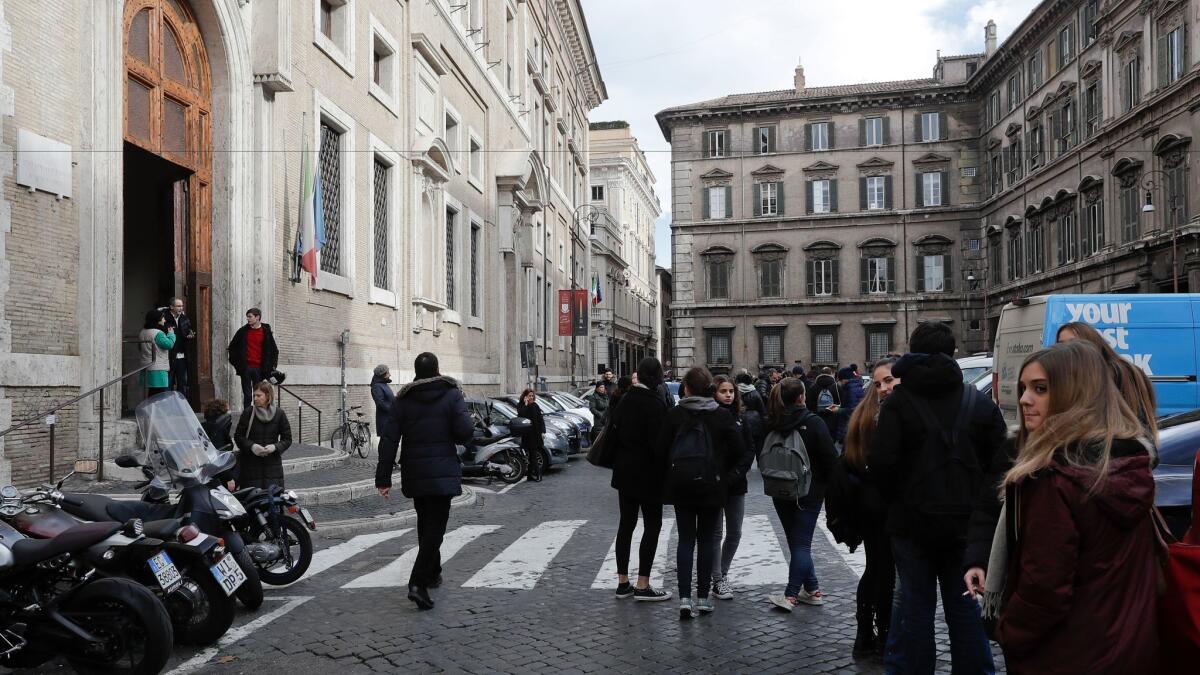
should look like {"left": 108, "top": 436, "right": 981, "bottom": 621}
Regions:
{"left": 553, "top": 0, "right": 606, "bottom": 110}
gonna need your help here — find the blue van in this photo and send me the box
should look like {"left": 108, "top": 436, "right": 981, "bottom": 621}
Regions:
{"left": 992, "top": 294, "right": 1200, "bottom": 428}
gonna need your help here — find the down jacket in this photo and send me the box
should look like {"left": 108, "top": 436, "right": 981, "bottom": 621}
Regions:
{"left": 233, "top": 406, "right": 293, "bottom": 488}
{"left": 376, "top": 376, "right": 474, "bottom": 498}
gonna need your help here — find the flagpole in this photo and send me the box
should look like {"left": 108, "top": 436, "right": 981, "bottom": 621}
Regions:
{"left": 291, "top": 112, "right": 307, "bottom": 283}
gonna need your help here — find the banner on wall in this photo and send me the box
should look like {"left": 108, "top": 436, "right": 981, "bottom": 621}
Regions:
{"left": 558, "top": 290, "right": 590, "bottom": 337}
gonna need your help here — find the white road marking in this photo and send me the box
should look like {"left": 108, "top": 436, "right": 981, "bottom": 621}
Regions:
{"left": 726, "top": 514, "right": 790, "bottom": 587}
{"left": 590, "top": 518, "right": 676, "bottom": 589}
{"left": 341, "top": 525, "right": 501, "bottom": 588}
{"left": 463, "top": 519, "right": 588, "bottom": 589}
{"left": 164, "top": 596, "right": 313, "bottom": 675}
{"left": 282, "top": 528, "right": 411, "bottom": 586}
{"left": 817, "top": 511, "right": 866, "bottom": 578}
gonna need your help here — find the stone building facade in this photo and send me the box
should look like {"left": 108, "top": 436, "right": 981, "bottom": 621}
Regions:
{"left": 587, "top": 122, "right": 660, "bottom": 377}
{"left": 657, "top": 0, "right": 1198, "bottom": 375}
{"left": 0, "top": 0, "right": 604, "bottom": 484}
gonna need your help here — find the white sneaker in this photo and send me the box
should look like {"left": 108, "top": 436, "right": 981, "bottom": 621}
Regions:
{"left": 797, "top": 589, "right": 825, "bottom": 606}
{"left": 694, "top": 596, "right": 714, "bottom": 614}
{"left": 679, "top": 597, "right": 694, "bottom": 620}
{"left": 768, "top": 593, "right": 797, "bottom": 612}
{"left": 711, "top": 577, "right": 734, "bottom": 600}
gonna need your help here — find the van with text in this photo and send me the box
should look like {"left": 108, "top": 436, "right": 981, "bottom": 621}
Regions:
{"left": 992, "top": 294, "right": 1200, "bottom": 429}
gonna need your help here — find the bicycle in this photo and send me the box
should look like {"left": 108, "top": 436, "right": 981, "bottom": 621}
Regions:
{"left": 330, "top": 405, "right": 372, "bottom": 458}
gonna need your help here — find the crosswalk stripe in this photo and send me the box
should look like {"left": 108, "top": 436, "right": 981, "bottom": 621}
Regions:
{"left": 285, "top": 528, "right": 412, "bottom": 586}
{"left": 590, "top": 518, "right": 676, "bottom": 589}
{"left": 726, "top": 514, "right": 790, "bottom": 587}
{"left": 463, "top": 519, "right": 588, "bottom": 589}
{"left": 341, "top": 525, "right": 501, "bottom": 589}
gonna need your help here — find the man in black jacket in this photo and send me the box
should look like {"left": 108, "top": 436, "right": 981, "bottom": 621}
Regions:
{"left": 163, "top": 297, "right": 195, "bottom": 397}
{"left": 226, "top": 308, "right": 279, "bottom": 407}
{"left": 376, "top": 352, "right": 473, "bottom": 610}
{"left": 868, "top": 322, "right": 1005, "bottom": 674}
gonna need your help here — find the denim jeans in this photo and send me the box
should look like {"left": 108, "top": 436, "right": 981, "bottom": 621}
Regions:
{"left": 674, "top": 504, "right": 719, "bottom": 600}
{"left": 711, "top": 493, "right": 745, "bottom": 580}
{"left": 240, "top": 367, "right": 264, "bottom": 408}
{"left": 885, "top": 536, "right": 995, "bottom": 675}
{"left": 772, "top": 498, "right": 821, "bottom": 597}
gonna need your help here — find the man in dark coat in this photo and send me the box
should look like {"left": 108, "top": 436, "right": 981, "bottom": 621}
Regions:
{"left": 806, "top": 367, "right": 841, "bottom": 437}
{"left": 376, "top": 352, "right": 473, "bottom": 610}
{"left": 868, "top": 322, "right": 1006, "bottom": 674}
{"left": 370, "top": 364, "right": 397, "bottom": 443}
{"left": 227, "top": 307, "right": 280, "bottom": 407}
{"left": 163, "top": 297, "right": 194, "bottom": 397}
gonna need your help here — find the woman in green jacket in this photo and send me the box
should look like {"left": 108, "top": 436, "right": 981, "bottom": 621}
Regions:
{"left": 139, "top": 309, "right": 176, "bottom": 397}
{"left": 589, "top": 382, "right": 611, "bottom": 428}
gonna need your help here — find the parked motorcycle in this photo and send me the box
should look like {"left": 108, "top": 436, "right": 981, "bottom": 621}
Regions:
{"left": 56, "top": 392, "right": 264, "bottom": 610}
{"left": 0, "top": 505, "right": 174, "bottom": 674}
{"left": 458, "top": 412, "right": 530, "bottom": 484}
{"left": 229, "top": 485, "right": 315, "bottom": 585}
{"left": 5, "top": 463, "right": 239, "bottom": 646}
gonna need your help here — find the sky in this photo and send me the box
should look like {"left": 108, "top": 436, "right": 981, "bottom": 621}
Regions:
{"left": 580, "top": 0, "right": 1043, "bottom": 269}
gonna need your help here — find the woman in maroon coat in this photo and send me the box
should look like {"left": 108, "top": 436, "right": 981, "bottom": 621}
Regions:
{"left": 985, "top": 340, "right": 1158, "bottom": 674}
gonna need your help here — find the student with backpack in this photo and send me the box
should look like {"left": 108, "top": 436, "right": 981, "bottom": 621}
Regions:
{"left": 709, "top": 375, "right": 757, "bottom": 600}
{"left": 762, "top": 378, "right": 838, "bottom": 612}
{"left": 868, "top": 322, "right": 1006, "bottom": 674}
{"left": 655, "top": 367, "right": 744, "bottom": 620}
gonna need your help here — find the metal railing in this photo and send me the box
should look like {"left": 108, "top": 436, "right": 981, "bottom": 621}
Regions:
{"left": 276, "top": 384, "right": 322, "bottom": 446}
{"left": 0, "top": 363, "right": 151, "bottom": 483}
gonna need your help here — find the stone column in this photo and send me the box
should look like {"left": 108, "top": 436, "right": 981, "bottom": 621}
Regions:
{"left": 0, "top": 0, "right": 13, "bottom": 483}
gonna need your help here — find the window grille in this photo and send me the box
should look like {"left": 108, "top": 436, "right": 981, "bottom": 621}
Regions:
{"left": 446, "top": 208, "right": 457, "bottom": 309}
{"left": 319, "top": 122, "right": 342, "bottom": 275}
{"left": 471, "top": 224, "right": 481, "bottom": 316}
{"left": 372, "top": 159, "right": 389, "bottom": 289}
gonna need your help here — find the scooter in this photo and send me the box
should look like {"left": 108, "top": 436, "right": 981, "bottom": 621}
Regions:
{"left": 458, "top": 414, "right": 531, "bottom": 484}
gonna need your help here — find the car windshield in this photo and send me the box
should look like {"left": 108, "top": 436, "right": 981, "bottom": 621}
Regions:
{"left": 536, "top": 394, "right": 565, "bottom": 411}
{"left": 491, "top": 401, "right": 518, "bottom": 418}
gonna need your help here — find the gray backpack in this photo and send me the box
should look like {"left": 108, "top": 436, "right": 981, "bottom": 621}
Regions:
{"left": 758, "top": 426, "right": 812, "bottom": 501}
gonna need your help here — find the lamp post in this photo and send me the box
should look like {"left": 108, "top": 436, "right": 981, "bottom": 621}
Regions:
{"left": 1141, "top": 170, "right": 1183, "bottom": 293}
{"left": 967, "top": 270, "right": 989, "bottom": 348}
{"left": 572, "top": 204, "right": 602, "bottom": 386}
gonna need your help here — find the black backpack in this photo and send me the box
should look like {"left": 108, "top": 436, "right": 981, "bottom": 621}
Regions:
{"left": 901, "top": 386, "right": 982, "bottom": 543}
{"left": 668, "top": 412, "right": 720, "bottom": 495}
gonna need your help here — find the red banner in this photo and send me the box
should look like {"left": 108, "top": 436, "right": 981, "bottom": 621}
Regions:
{"left": 558, "top": 290, "right": 573, "bottom": 336}
{"left": 558, "top": 290, "right": 589, "bottom": 337}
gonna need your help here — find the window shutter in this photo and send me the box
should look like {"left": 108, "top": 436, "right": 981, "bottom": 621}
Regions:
{"left": 830, "top": 179, "right": 839, "bottom": 213}
{"left": 916, "top": 173, "right": 925, "bottom": 207}
{"left": 1184, "top": 26, "right": 1190, "bottom": 79}
{"left": 805, "top": 181, "right": 814, "bottom": 214}
{"left": 752, "top": 127, "right": 761, "bottom": 152}
{"left": 882, "top": 116, "right": 891, "bottom": 145}
{"left": 939, "top": 113, "right": 948, "bottom": 141}
{"left": 702, "top": 130, "right": 710, "bottom": 158}
{"left": 887, "top": 256, "right": 896, "bottom": 292}
{"left": 858, "top": 119, "right": 866, "bottom": 146}
{"left": 804, "top": 124, "right": 812, "bottom": 151}
{"left": 944, "top": 255, "right": 953, "bottom": 291}
{"left": 702, "top": 187, "right": 711, "bottom": 219}
{"left": 775, "top": 182, "right": 785, "bottom": 215}
{"left": 831, "top": 259, "right": 840, "bottom": 295}
{"left": 806, "top": 260, "right": 815, "bottom": 296}
{"left": 1158, "top": 34, "right": 1168, "bottom": 87}
{"left": 916, "top": 255, "right": 926, "bottom": 292}
{"left": 827, "top": 122, "right": 835, "bottom": 149}
{"left": 769, "top": 126, "right": 777, "bottom": 153}
{"left": 859, "top": 177, "right": 868, "bottom": 210}
{"left": 860, "top": 258, "right": 869, "bottom": 294}
{"left": 884, "top": 176, "right": 894, "bottom": 209}
{"left": 753, "top": 183, "right": 762, "bottom": 216}
{"left": 724, "top": 186, "right": 732, "bottom": 218}
{"left": 940, "top": 170, "right": 949, "bottom": 206}
{"left": 913, "top": 113, "right": 923, "bottom": 141}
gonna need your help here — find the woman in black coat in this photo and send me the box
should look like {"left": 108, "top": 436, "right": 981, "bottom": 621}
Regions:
{"left": 656, "top": 367, "right": 744, "bottom": 620}
{"left": 516, "top": 389, "right": 547, "bottom": 482}
{"left": 607, "top": 357, "right": 672, "bottom": 602}
{"left": 233, "top": 381, "right": 293, "bottom": 489}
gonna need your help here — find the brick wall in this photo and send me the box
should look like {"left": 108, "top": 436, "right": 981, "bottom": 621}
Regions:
{"left": 4, "top": 386, "right": 81, "bottom": 487}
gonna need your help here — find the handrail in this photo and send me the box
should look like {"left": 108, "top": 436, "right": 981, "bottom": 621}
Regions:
{"left": 277, "top": 383, "right": 322, "bottom": 445}
{"left": 0, "top": 364, "right": 151, "bottom": 439}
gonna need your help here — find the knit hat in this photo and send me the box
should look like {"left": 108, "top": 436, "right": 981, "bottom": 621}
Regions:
{"left": 373, "top": 364, "right": 390, "bottom": 378}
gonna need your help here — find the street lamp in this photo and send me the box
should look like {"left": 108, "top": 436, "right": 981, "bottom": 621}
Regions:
{"left": 1141, "top": 170, "right": 1183, "bottom": 293}
{"left": 967, "top": 269, "right": 989, "bottom": 347}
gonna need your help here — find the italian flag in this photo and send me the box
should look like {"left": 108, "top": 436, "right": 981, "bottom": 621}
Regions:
{"left": 591, "top": 275, "right": 602, "bottom": 306}
{"left": 296, "top": 136, "right": 325, "bottom": 286}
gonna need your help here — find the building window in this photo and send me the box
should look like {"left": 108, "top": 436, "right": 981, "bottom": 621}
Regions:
{"left": 860, "top": 241, "right": 895, "bottom": 295}
{"left": 1165, "top": 151, "right": 1190, "bottom": 226}
{"left": 921, "top": 255, "right": 947, "bottom": 292}
{"left": 445, "top": 206, "right": 458, "bottom": 309}
{"left": 591, "top": 185, "right": 604, "bottom": 201}
{"left": 812, "top": 328, "right": 838, "bottom": 365}
{"left": 504, "top": 7, "right": 516, "bottom": 93}
{"left": 920, "top": 112, "right": 942, "bottom": 142}
{"left": 371, "top": 158, "right": 390, "bottom": 290}
{"left": 705, "top": 251, "right": 732, "bottom": 300}
{"left": 1119, "top": 172, "right": 1142, "bottom": 241}
{"left": 1161, "top": 23, "right": 1187, "bottom": 86}
{"left": 1007, "top": 136, "right": 1024, "bottom": 184}
{"left": 1007, "top": 226, "right": 1024, "bottom": 281}
{"left": 808, "top": 122, "right": 830, "bottom": 151}
{"left": 988, "top": 91, "right": 1000, "bottom": 127}
{"left": 469, "top": 135, "right": 483, "bottom": 184}
{"left": 989, "top": 152, "right": 1002, "bottom": 196}
{"left": 707, "top": 329, "right": 733, "bottom": 366}
{"left": 1053, "top": 98, "right": 1076, "bottom": 153}
{"left": 866, "top": 326, "right": 892, "bottom": 363}
{"left": 809, "top": 179, "right": 834, "bottom": 214}
{"left": 368, "top": 19, "right": 399, "bottom": 113}
{"left": 755, "top": 246, "right": 786, "bottom": 298}
{"left": 1123, "top": 55, "right": 1141, "bottom": 112}
{"left": 444, "top": 107, "right": 461, "bottom": 169}
{"left": 1028, "top": 51, "right": 1043, "bottom": 90}
{"left": 318, "top": 121, "right": 343, "bottom": 275}
{"left": 759, "top": 328, "right": 785, "bottom": 368}
{"left": 966, "top": 62, "right": 978, "bottom": 77}
{"left": 1057, "top": 23, "right": 1075, "bottom": 68}
{"left": 704, "top": 129, "right": 727, "bottom": 158}
{"left": 315, "top": 0, "right": 353, "bottom": 73}
{"left": 1056, "top": 206, "right": 1078, "bottom": 266}
{"left": 921, "top": 171, "right": 945, "bottom": 207}
{"left": 470, "top": 222, "right": 481, "bottom": 317}
{"left": 1028, "top": 218, "right": 1045, "bottom": 274}
{"left": 864, "top": 117, "right": 884, "bottom": 146}
{"left": 755, "top": 126, "right": 776, "bottom": 154}
{"left": 1082, "top": 194, "right": 1104, "bottom": 257}
{"left": 756, "top": 181, "right": 780, "bottom": 217}
{"left": 865, "top": 176, "right": 887, "bottom": 210}
{"left": 1084, "top": 81, "right": 1101, "bottom": 137}
{"left": 320, "top": 0, "right": 334, "bottom": 39}
{"left": 807, "top": 251, "right": 839, "bottom": 297}
{"left": 989, "top": 233, "right": 1002, "bottom": 280}
{"left": 1029, "top": 123, "right": 1044, "bottom": 169}
{"left": 1083, "top": 1, "right": 1100, "bottom": 45}
{"left": 1007, "top": 73, "right": 1022, "bottom": 111}
{"left": 704, "top": 185, "right": 730, "bottom": 219}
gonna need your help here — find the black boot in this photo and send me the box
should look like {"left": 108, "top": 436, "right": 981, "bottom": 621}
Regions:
{"left": 875, "top": 616, "right": 890, "bottom": 657}
{"left": 853, "top": 603, "right": 877, "bottom": 657}
{"left": 407, "top": 584, "right": 434, "bottom": 610}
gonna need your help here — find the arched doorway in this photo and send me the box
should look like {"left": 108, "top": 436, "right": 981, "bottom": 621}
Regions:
{"left": 122, "top": 0, "right": 214, "bottom": 408}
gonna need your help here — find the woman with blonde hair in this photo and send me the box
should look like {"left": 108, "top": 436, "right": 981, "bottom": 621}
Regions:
{"left": 968, "top": 341, "right": 1158, "bottom": 673}
{"left": 234, "top": 381, "right": 293, "bottom": 489}
{"left": 1055, "top": 321, "right": 1158, "bottom": 441}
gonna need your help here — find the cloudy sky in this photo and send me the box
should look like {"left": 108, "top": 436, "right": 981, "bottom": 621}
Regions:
{"left": 581, "top": 0, "right": 1043, "bottom": 268}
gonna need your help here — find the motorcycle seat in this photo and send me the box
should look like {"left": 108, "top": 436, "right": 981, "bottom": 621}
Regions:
{"left": 105, "top": 500, "right": 174, "bottom": 523}
{"left": 233, "top": 487, "right": 261, "bottom": 500}
{"left": 59, "top": 493, "right": 115, "bottom": 522}
{"left": 142, "top": 518, "right": 184, "bottom": 540}
{"left": 10, "top": 521, "right": 122, "bottom": 568}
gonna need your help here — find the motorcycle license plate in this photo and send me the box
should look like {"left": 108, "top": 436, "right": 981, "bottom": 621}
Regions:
{"left": 210, "top": 554, "right": 247, "bottom": 596}
{"left": 299, "top": 507, "right": 317, "bottom": 529}
{"left": 148, "top": 552, "right": 183, "bottom": 594}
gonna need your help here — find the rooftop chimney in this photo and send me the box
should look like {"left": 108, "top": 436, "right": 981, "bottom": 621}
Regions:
{"left": 985, "top": 20, "right": 997, "bottom": 58}
{"left": 794, "top": 59, "right": 806, "bottom": 94}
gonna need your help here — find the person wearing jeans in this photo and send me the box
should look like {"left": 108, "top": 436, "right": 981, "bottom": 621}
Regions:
{"left": 674, "top": 504, "right": 719, "bottom": 603}
{"left": 226, "top": 307, "right": 279, "bottom": 408}
{"left": 710, "top": 375, "right": 757, "bottom": 599}
{"left": 773, "top": 499, "right": 822, "bottom": 598}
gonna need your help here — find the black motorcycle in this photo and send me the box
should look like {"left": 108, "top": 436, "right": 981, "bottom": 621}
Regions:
{"left": 230, "top": 485, "right": 315, "bottom": 585}
{"left": 0, "top": 511, "right": 173, "bottom": 674}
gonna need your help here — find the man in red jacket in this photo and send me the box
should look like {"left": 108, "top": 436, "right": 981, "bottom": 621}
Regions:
{"left": 227, "top": 308, "right": 280, "bottom": 407}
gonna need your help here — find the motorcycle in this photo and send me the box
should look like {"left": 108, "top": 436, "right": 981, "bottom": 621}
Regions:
{"left": 459, "top": 412, "right": 531, "bottom": 484}
{"left": 229, "top": 485, "right": 315, "bottom": 585}
{"left": 0, "top": 504, "right": 174, "bottom": 674}
{"left": 4, "top": 463, "right": 239, "bottom": 646}
{"left": 56, "top": 391, "right": 264, "bottom": 610}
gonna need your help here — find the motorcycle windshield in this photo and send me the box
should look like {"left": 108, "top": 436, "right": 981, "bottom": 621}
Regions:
{"left": 135, "top": 391, "right": 225, "bottom": 485}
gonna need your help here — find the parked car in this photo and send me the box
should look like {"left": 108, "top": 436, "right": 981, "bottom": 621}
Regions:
{"left": 1155, "top": 409, "right": 1199, "bottom": 538}
{"left": 957, "top": 354, "right": 993, "bottom": 384}
{"left": 492, "top": 394, "right": 584, "bottom": 456}
{"left": 538, "top": 391, "right": 595, "bottom": 431}
{"left": 465, "top": 398, "right": 569, "bottom": 467}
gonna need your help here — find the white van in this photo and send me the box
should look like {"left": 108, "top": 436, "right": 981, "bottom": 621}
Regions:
{"left": 992, "top": 294, "right": 1200, "bottom": 428}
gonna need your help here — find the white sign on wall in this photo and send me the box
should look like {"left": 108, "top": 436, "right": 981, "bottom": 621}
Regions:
{"left": 16, "top": 128, "right": 72, "bottom": 199}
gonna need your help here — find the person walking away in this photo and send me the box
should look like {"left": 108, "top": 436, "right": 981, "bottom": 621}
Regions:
{"left": 762, "top": 378, "right": 838, "bottom": 612}
{"left": 588, "top": 382, "right": 610, "bottom": 429}
{"left": 609, "top": 375, "right": 633, "bottom": 411}
{"left": 836, "top": 366, "right": 866, "bottom": 447}
{"left": 709, "top": 375, "right": 756, "bottom": 601}
{"left": 139, "top": 309, "right": 176, "bottom": 398}
{"left": 516, "top": 389, "right": 547, "bottom": 482}
{"left": 227, "top": 307, "right": 279, "bottom": 408}
{"left": 163, "top": 297, "right": 194, "bottom": 397}
{"left": 656, "top": 367, "right": 744, "bottom": 620}
{"left": 376, "top": 352, "right": 473, "bottom": 610}
{"left": 371, "top": 364, "right": 397, "bottom": 447}
{"left": 869, "top": 321, "right": 1004, "bottom": 674}
{"left": 835, "top": 357, "right": 899, "bottom": 656}
{"left": 608, "top": 357, "right": 672, "bottom": 602}
{"left": 233, "top": 382, "right": 293, "bottom": 490}
{"left": 806, "top": 367, "right": 841, "bottom": 440}
{"left": 966, "top": 340, "right": 1159, "bottom": 674}
{"left": 202, "top": 399, "right": 234, "bottom": 451}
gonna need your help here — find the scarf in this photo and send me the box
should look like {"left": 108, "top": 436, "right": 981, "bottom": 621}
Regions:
{"left": 981, "top": 496, "right": 1013, "bottom": 635}
{"left": 253, "top": 401, "right": 278, "bottom": 423}
{"left": 678, "top": 396, "right": 718, "bottom": 413}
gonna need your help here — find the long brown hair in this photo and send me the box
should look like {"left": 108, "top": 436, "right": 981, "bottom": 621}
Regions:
{"left": 712, "top": 375, "right": 744, "bottom": 414}
{"left": 1005, "top": 340, "right": 1145, "bottom": 496}
{"left": 682, "top": 366, "right": 714, "bottom": 398}
{"left": 767, "top": 378, "right": 806, "bottom": 429}
{"left": 1056, "top": 321, "right": 1158, "bottom": 443}
{"left": 843, "top": 357, "right": 897, "bottom": 471}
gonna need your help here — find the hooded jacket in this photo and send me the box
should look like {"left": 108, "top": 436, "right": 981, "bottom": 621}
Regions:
{"left": 996, "top": 439, "right": 1159, "bottom": 674}
{"left": 370, "top": 373, "right": 397, "bottom": 441}
{"left": 609, "top": 384, "right": 670, "bottom": 502}
{"left": 766, "top": 405, "right": 838, "bottom": 508}
{"left": 654, "top": 397, "right": 744, "bottom": 508}
{"left": 376, "top": 376, "right": 474, "bottom": 497}
{"left": 717, "top": 401, "right": 757, "bottom": 496}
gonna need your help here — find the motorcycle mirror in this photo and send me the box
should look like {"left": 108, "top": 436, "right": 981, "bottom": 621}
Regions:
{"left": 114, "top": 454, "right": 141, "bottom": 468}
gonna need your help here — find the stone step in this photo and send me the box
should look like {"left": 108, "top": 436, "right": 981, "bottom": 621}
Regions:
{"left": 100, "top": 443, "right": 346, "bottom": 482}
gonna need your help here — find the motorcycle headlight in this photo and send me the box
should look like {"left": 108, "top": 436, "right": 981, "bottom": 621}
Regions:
{"left": 209, "top": 488, "right": 246, "bottom": 518}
